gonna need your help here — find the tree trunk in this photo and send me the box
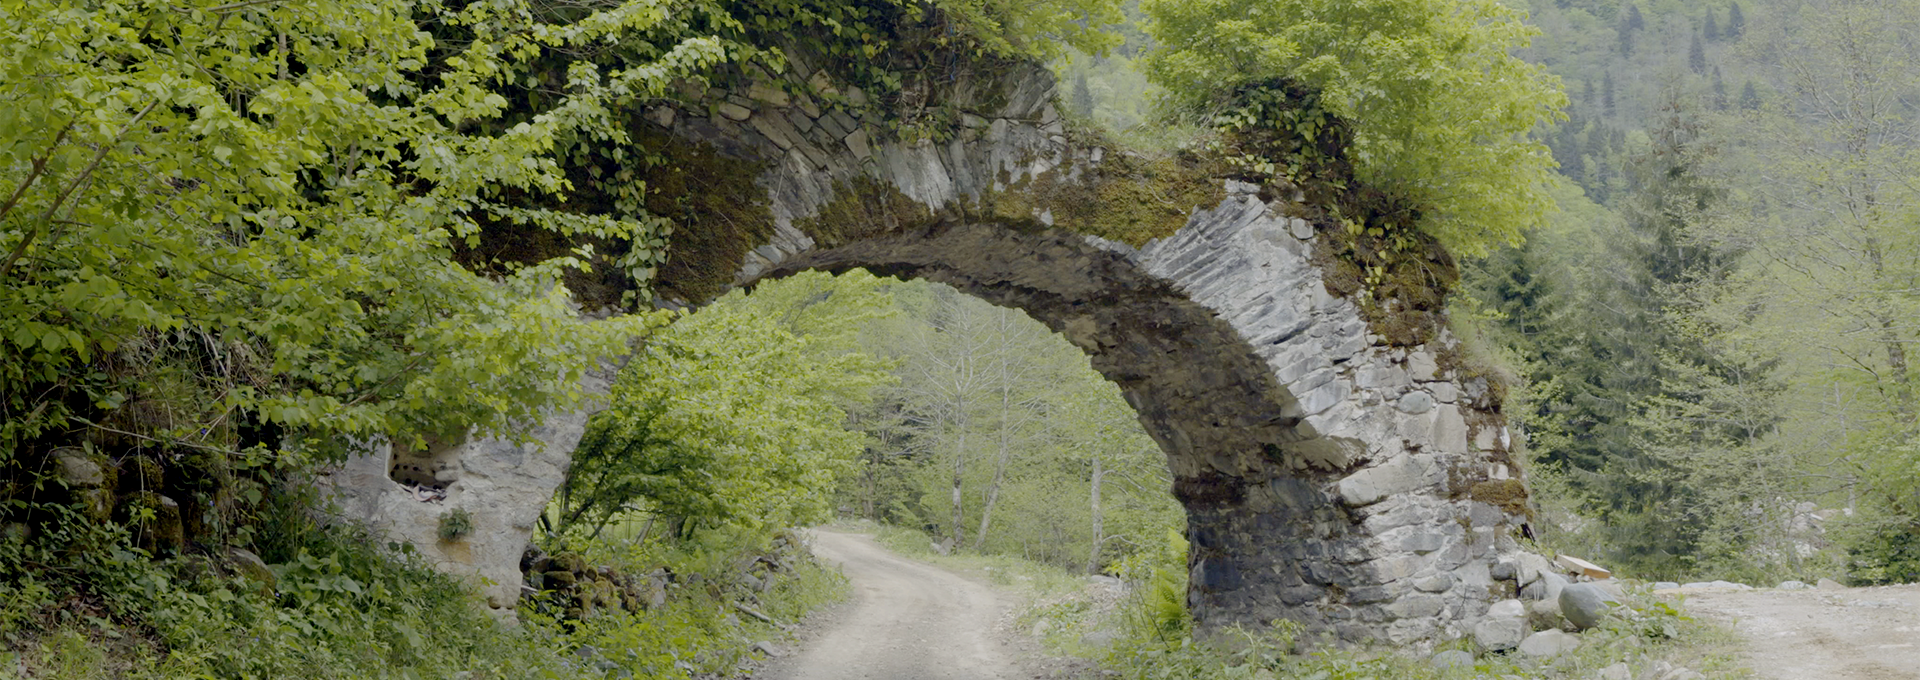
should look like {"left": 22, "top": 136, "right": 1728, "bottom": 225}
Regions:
{"left": 972, "top": 381, "right": 1015, "bottom": 551}
{"left": 950, "top": 426, "right": 967, "bottom": 547}
{"left": 1865, "top": 236, "right": 1916, "bottom": 428}
{"left": 972, "top": 310, "right": 1022, "bottom": 551}
{"left": 972, "top": 439, "right": 1007, "bottom": 551}
{"left": 1086, "top": 451, "right": 1104, "bottom": 575}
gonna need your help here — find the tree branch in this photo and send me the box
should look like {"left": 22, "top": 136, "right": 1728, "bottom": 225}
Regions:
{"left": 2, "top": 100, "right": 159, "bottom": 279}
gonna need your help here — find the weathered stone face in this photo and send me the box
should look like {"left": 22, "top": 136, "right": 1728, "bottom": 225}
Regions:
{"left": 321, "top": 367, "right": 611, "bottom": 622}
{"left": 322, "top": 49, "right": 1539, "bottom": 645}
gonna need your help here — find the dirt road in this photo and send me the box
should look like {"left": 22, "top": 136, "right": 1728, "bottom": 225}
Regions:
{"left": 759, "top": 530, "right": 1022, "bottom": 680}
{"left": 1683, "top": 584, "right": 1920, "bottom": 679}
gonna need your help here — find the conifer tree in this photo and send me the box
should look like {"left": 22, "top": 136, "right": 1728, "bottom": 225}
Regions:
{"left": 1729, "top": 2, "right": 1746, "bottom": 38}
{"left": 1071, "top": 73, "right": 1096, "bottom": 118}
{"left": 1603, "top": 71, "right": 1617, "bottom": 117}
{"left": 1487, "top": 88, "right": 1734, "bottom": 577}
{"left": 1690, "top": 33, "right": 1708, "bottom": 73}
{"left": 1705, "top": 11, "right": 1719, "bottom": 41}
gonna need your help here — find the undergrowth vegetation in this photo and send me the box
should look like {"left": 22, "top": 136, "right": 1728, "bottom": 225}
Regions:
{"left": 2, "top": 483, "right": 574, "bottom": 678}
{"left": 526, "top": 526, "right": 849, "bottom": 680}
{"left": 0, "top": 483, "right": 845, "bottom": 679}
{"left": 859, "top": 521, "right": 1749, "bottom": 680}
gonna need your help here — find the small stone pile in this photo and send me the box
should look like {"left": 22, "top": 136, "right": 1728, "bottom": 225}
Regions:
{"left": 1438, "top": 554, "right": 1718, "bottom": 677}
{"left": 1459, "top": 554, "right": 1626, "bottom": 661}
{"left": 520, "top": 532, "right": 805, "bottom": 622}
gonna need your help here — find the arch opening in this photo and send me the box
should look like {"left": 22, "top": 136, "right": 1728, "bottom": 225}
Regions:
{"left": 726, "top": 201, "right": 1519, "bottom": 645}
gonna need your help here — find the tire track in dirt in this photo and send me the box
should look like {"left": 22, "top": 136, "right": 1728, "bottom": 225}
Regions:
{"left": 758, "top": 530, "right": 1022, "bottom": 680}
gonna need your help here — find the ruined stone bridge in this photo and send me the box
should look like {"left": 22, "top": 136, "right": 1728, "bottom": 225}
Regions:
{"left": 325, "top": 50, "right": 1543, "bottom": 647}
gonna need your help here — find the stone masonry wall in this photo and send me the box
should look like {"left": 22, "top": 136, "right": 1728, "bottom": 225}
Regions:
{"left": 635, "top": 56, "right": 1537, "bottom": 646}
{"left": 322, "top": 47, "right": 1544, "bottom": 645}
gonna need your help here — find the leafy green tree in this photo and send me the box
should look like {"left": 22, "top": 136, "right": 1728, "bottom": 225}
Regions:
{"left": 1694, "top": 0, "right": 1920, "bottom": 582}
{"left": 557, "top": 296, "right": 888, "bottom": 538}
{"left": 1141, "top": 0, "right": 1566, "bottom": 256}
{"left": 0, "top": 0, "right": 725, "bottom": 462}
{"left": 925, "top": 0, "right": 1126, "bottom": 59}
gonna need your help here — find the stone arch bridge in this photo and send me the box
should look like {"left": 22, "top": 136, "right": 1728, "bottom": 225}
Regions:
{"left": 325, "top": 52, "right": 1541, "bottom": 647}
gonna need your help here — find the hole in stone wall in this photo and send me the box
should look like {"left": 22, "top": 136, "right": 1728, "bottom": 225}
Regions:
{"left": 388, "top": 436, "right": 461, "bottom": 490}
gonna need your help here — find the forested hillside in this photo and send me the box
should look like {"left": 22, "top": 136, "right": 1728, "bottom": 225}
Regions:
{"left": 1467, "top": 0, "right": 1920, "bottom": 585}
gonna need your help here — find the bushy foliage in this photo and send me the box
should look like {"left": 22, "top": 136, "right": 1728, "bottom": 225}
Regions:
{"left": 0, "top": 0, "right": 718, "bottom": 461}
{"left": 556, "top": 291, "right": 890, "bottom": 537}
{"left": 534, "top": 525, "right": 849, "bottom": 680}
{"left": 1111, "top": 528, "right": 1189, "bottom": 645}
{"left": 924, "top": 0, "right": 1126, "bottom": 58}
{"left": 0, "top": 489, "right": 577, "bottom": 678}
{"left": 1141, "top": 0, "right": 1566, "bottom": 256}
{"left": 3, "top": 478, "right": 848, "bottom": 678}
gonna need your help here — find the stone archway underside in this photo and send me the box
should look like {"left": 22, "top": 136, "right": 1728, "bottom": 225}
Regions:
{"left": 323, "top": 51, "right": 1539, "bottom": 647}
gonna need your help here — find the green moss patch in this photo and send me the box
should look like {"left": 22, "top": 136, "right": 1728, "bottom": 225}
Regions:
{"left": 629, "top": 129, "right": 777, "bottom": 305}
{"left": 1468, "top": 479, "right": 1531, "bottom": 518}
{"left": 797, "top": 175, "right": 936, "bottom": 249}
{"left": 973, "top": 124, "right": 1230, "bottom": 247}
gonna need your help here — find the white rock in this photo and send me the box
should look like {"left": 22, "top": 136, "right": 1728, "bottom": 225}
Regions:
{"left": 1473, "top": 616, "right": 1526, "bottom": 651}
{"left": 1515, "top": 552, "right": 1553, "bottom": 587}
{"left": 1288, "top": 218, "right": 1314, "bottom": 240}
{"left": 1407, "top": 351, "right": 1440, "bottom": 381}
{"left": 1517, "top": 629, "right": 1579, "bottom": 657}
{"left": 1395, "top": 391, "right": 1436, "bottom": 414}
{"left": 1559, "top": 582, "right": 1619, "bottom": 630}
{"left": 1429, "top": 649, "right": 1474, "bottom": 669}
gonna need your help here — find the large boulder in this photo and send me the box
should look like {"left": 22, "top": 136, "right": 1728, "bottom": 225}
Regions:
{"left": 1528, "top": 598, "right": 1563, "bottom": 629}
{"left": 1558, "top": 582, "right": 1619, "bottom": 630}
